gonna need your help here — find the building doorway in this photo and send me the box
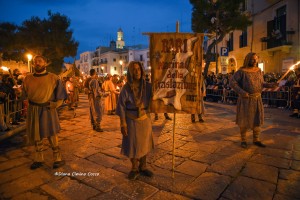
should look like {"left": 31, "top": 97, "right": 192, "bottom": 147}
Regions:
{"left": 228, "top": 57, "right": 237, "bottom": 73}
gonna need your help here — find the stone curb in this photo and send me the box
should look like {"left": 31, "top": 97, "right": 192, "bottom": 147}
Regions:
{"left": 0, "top": 125, "right": 26, "bottom": 142}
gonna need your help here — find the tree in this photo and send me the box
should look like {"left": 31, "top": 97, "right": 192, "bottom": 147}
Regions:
{"left": 190, "top": 0, "right": 252, "bottom": 76}
{"left": 0, "top": 22, "right": 22, "bottom": 65}
{"left": 18, "top": 11, "right": 79, "bottom": 73}
{"left": 1, "top": 11, "right": 79, "bottom": 74}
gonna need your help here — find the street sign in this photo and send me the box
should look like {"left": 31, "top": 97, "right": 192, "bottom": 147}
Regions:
{"left": 220, "top": 47, "right": 229, "bottom": 56}
{"left": 221, "top": 65, "right": 227, "bottom": 74}
{"left": 220, "top": 57, "right": 228, "bottom": 65}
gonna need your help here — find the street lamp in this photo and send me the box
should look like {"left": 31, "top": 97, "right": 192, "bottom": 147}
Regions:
{"left": 27, "top": 54, "right": 33, "bottom": 73}
{"left": 119, "top": 60, "right": 123, "bottom": 76}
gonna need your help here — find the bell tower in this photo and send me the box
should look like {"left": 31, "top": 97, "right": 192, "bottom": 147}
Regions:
{"left": 116, "top": 28, "right": 125, "bottom": 49}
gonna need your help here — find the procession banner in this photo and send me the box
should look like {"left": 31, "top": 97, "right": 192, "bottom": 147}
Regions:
{"left": 148, "top": 33, "right": 204, "bottom": 114}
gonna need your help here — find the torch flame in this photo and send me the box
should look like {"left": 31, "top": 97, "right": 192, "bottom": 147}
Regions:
{"left": 289, "top": 61, "right": 300, "bottom": 71}
{"left": 277, "top": 60, "right": 300, "bottom": 83}
{"left": 1, "top": 66, "right": 9, "bottom": 71}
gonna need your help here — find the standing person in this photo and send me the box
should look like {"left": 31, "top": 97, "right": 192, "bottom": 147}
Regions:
{"left": 102, "top": 74, "right": 119, "bottom": 115}
{"left": 0, "top": 73, "right": 9, "bottom": 131}
{"left": 230, "top": 52, "right": 275, "bottom": 148}
{"left": 116, "top": 61, "right": 154, "bottom": 180}
{"left": 73, "top": 77, "right": 80, "bottom": 107}
{"left": 289, "top": 66, "right": 300, "bottom": 118}
{"left": 83, "top": 75, "right": 94, "bottom": 126}
{"left": 23, "top": 55, "right": 67, "bottom": 169}
{"left": 65, "top": 77, "right": 75, "bottom": 110}
{"left": 89, "top": 69, "right": 106, "bottom": 132}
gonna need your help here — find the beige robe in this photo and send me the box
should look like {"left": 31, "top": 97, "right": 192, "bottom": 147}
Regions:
{"left": 23, "top": 72, "right": 67, "bottom": 143}
{"left": 116, "top": 82, "right": 154, "bottom": 158}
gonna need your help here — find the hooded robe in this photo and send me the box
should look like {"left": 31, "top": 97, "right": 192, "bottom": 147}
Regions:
{"left": 116, "top": 62, "right": 154, "bottom": 158}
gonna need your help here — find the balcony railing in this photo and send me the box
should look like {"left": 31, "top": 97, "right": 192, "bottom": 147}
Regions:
{"left": 261, "top": 36, "right": 292, "bottom": 50}
{"left": 261, "top": 14, "right": 294, "bottom": 54}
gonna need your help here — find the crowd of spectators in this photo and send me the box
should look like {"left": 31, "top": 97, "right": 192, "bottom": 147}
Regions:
{"left": 1, "top": 67, "right": 299, "bottom": 132}
{"left": 205, "top": 71, "right": 298, "bottom": 87}
{"left": 0, "top": 69, "right": 26, "bottom": 132}
{"left": 204, "top": 71, "right": 299, "bottom": 106}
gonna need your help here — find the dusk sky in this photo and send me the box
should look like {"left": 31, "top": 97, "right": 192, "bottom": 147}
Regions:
{"left": 0, "top": 0, "right": 193, "bottom": 58}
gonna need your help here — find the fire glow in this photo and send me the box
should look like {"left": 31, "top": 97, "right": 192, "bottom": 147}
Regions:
{"left": 277, "top": 61, "right": 300, "bottom": 83}
{"left": 1, "top": 66, "right": 9, "bottom": 71}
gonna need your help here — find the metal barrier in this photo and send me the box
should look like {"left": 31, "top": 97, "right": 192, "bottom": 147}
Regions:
{"left": 261, "top": 86, "right": 290, "bottom": 108}
{"left": 1, "top": 96, "right": 27, "bottom": 129}
{"left": 205, "top": 85, "right": 292, "bottom": 108}
{"left": 206, "top": 85, "right": 223, "bottom": 102}
{"left": 223, "top": 88, "right": 239, "bottom": 104}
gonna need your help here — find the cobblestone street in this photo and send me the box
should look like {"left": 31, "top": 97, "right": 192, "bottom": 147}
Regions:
{"left": 0, "top": 94, "right": 300, "bottom": 200}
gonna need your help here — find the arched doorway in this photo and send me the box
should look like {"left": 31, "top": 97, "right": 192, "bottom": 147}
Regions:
{"left": 228, "top": 57, "right": 237, "bottom": 73}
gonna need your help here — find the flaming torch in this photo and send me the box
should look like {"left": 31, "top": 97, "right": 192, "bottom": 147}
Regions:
{"left": 1, "top": 66, "right": 19, "bottom": 88}
{"left": 1, "top": 66, "right": 9, "bottom": 72}
{"left": 277, "top": 61, "right": 300, "bottom": 83}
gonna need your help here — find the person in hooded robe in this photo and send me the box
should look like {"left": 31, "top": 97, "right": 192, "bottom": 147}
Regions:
{"left": 22, "top": 55, "right": 67, "bottom": 169}
{"left": 229, "top": 52, "right": 276, "bottom": 149}
{"left": 116, "top": 61, "right": 154, "bottom": 180}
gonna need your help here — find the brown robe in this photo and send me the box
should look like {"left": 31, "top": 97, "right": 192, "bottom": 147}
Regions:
{"left": 229, "top": 67, "right": 264, "bottom": 128}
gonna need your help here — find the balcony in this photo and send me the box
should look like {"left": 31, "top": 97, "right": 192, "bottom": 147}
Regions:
{"left": 261, "top": 13, "right": 295, "bottom": 56}
{"left": 261, "top": 35, "right": 293, "bottom": 56}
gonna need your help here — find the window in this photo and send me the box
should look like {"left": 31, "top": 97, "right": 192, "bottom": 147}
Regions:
{"left": 266, "top": 5, "right": 287, "bottom": 48}
{"left": 239, "top": 30, "right": 247, "bottom": 48}
{"left": 113, "top": 58, "right": 116, "bottom": 62}
{"left": 140, "top": 55, "right": 143, "bottom": 61}
{"left": 276, "top": 5, "right": 286, "bottom": 17}
{"left": 227, "top": 33, "right": 234, "bottom": 51}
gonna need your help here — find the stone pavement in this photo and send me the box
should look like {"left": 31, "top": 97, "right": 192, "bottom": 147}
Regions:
{"left": 0, "top": 94, "right": 300, "bottom": 200}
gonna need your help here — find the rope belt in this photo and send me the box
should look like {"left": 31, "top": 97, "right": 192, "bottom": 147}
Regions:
{"left": 126, "top": 112, "right": 148, "bottom": 120}
{"left": 126, "top": 107, "right": 148, "bottom": 111}
{"left": 241, "top": 93, "right": 261, "bottom": 98}
{"left": 125, "top": 107, "right": 149, "bottom": 120}
{"left": 29, "top": 100, "right": 50, "bottom": 107}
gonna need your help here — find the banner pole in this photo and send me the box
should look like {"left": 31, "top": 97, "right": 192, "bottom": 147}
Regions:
{"left": 172, "top": 112, "right": 176, "bottom": 178}
{"left": 172, "top": 21, "right": 180, "bottom": 178}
